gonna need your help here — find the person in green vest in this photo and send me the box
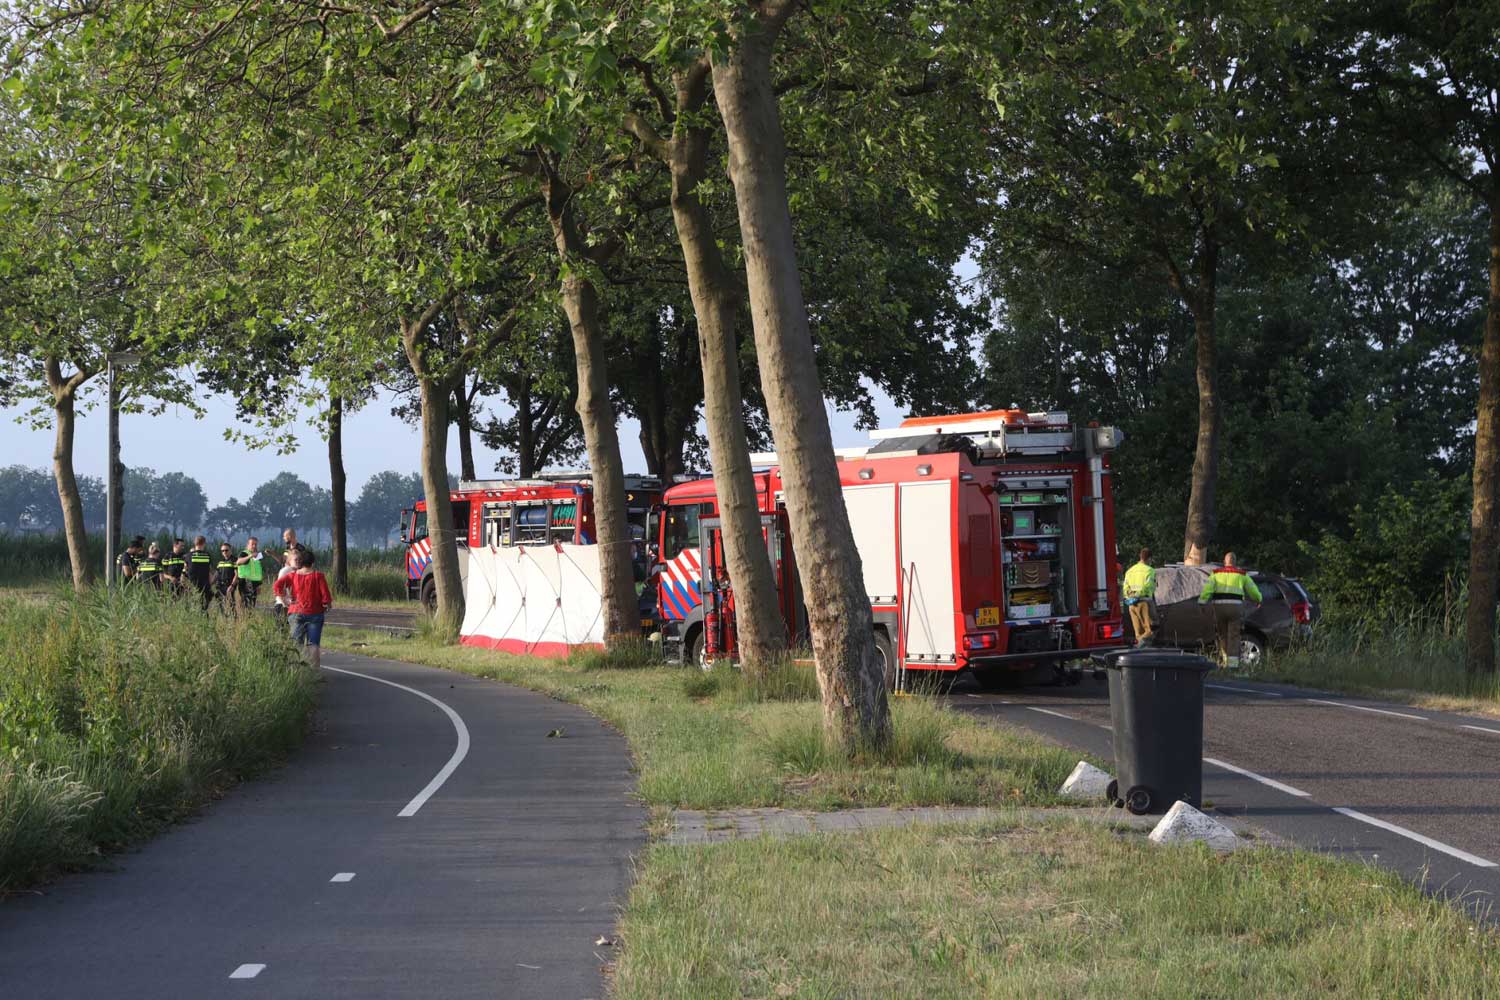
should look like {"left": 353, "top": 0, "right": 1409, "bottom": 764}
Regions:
{"left": 235, "top": 536, "right": 269, "bottom": 609}
{"left": 1123, "top": 547, "right": 1156, "bottom": 646}
{"left": 136, "top": 542, "right": 164, "bottom": 590}
{"left": 1198, "top": 552, "right": 1262, "bottom": 669}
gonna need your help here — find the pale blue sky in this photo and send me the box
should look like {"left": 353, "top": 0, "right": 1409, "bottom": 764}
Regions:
{"left": 1, "top": 383, "right": 906, "bottom": 506}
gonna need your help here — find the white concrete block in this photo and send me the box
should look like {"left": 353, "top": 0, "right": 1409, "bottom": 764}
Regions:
{"left": 1059, "top": 761, "right": 1113, "bottom": 800}
{"left": 1148, "top": 800, "right": 1240, "bottom": 852}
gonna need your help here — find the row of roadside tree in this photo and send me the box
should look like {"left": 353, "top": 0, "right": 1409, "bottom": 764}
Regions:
{"left": 3, "top": 1, "right": 1497, "bottom": 752}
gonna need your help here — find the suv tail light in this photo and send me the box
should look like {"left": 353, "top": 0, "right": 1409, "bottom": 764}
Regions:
{"left": 1291, "top": 601, "right": 1312, "bottom": 625}
{"left": 963, "top": 631, "right": 999, "bottom": 652}
{"left": 1096, "top": 622, "right": 1123, "bottom": 641}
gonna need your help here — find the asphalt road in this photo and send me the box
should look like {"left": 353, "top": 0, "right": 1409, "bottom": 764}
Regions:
{"left": 321, "top": 605, "right": 420, "bottom": 635}
{"left": 0, "top": 651, "right": 644, "bottom": 1000}
{"left": 946, "top": 672, "right": 1500, "bottom": 916}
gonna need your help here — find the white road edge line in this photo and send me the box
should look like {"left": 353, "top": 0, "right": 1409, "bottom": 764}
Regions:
{"left": 1306, "top": 698, "right": 1428, "bottom": 721}
{"left": 229, "top": 964, "right": 266, "bottom": 980}
{"left": 1206, "top": 683, "right": 1284, "bottom": 698}
{"left": 1461, "top": 724, "right": 1500, "bottom": 736}
{"left": 1332, "top": 807, "right": 1498, "bottom": 869}
{"left": 324, "top": 663, "right": 471, "bottom": 818}
{"left": 330, "top": 872, "right": 356, "bottom": 883}
{"left": 1203, "top": 756, "right": 1311, "bottom": 798}
{"left": 1027, "top": 707, "right": 1077, "bottom": 721}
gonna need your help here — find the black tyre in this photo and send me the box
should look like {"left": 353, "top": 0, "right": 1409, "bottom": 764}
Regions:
{"left": 1106, "top": 779, "right": 1120, "bottom": 807}
{"left": 420, "top": 576, "right": 437, "bottom": 615}
{"left": 1124, "top": 785, "right": 1153, "bottom": 815}
{"left": 688, "top": 628, "right": 707, "bottom": 671}
{"left": 873, "top": 629, "right": 896, "bottom": 691}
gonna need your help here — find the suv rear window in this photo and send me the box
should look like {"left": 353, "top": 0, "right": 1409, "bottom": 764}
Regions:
{"left": 1253, "top": 576, "right": 1284, "bottom": 601}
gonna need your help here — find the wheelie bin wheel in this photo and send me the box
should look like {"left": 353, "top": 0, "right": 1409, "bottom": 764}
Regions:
{"left": 1106, "top": 779, "right": 1121, "bottom": 808}
{"left": 1124, "top": 785, "right": 1153, "bottom": 815}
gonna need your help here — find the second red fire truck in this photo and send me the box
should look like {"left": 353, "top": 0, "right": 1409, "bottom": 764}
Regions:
{"left": 400, "top": 475, "right": 661, "bottom": 612}
{"left": 652, "top": 410, "right": 1128, "bottom": 687}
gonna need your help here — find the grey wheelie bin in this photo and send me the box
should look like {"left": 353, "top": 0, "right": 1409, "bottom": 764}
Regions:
{"left": 1101, "top": 650, "right": 1214, "bottom": 815}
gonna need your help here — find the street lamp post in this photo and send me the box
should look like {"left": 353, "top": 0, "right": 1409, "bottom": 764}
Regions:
{"left": 105, "top": 351, "right": 141, "bottom": 588}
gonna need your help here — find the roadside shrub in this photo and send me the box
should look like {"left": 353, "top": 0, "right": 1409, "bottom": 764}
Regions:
{"left": 0, "top": 590, "right": 316, "bottom": 888}
{"left": 1301, "top": 475, "right": 1469, "bottom": 626}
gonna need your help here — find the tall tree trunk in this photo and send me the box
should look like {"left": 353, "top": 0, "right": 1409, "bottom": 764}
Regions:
{"left": 402, "top": 317, "right": 464, "bottom": 633}
{"left": 51, "top": 386, "right": 94, "bottom": 591}
{"left": 540, "top": 166, "right": 638, "bottom": 647}
{"left": 629, "top": 63, "right": 787, "bottom": 672}
{"left": 1180, "top": 245, "right": 1220, "bottom": 566}
{"left": 328, "top": 393, "right": 349, "bottom": 595}
{"left": 454, "top": 383, "right": 477, "bottom": 482}
{"left": 1466, "top": 206, "right": 1500, "bottom": 677}
{"left": 711, "top": 11, "right": 888, "bottom": 749}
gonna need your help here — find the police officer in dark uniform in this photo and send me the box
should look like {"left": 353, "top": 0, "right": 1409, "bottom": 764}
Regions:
{"left": 117, "top": 536, "right": 145, "bottom": 584}
{"left": 186, "top": 535, "right": 214, "bottom": 610}
{"left": 136, "top": 542, "right": 164, "bottom": 590}
{"left": 213, "top": 541, "right": 240, "bottom": 613}
{"left": 162, "top": 538, "right": 189, "bottom": 596}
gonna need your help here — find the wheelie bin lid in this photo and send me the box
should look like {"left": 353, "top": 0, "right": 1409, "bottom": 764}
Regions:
{"left": 1094, "top": 649, "right": 1214, "bottom": 672}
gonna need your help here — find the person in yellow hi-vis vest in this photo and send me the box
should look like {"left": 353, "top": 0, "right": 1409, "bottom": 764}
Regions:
{"left": 1199, "top": 553, "right": 1262, "bottom": 668}
{"left": 1122, "top": 548, "right": 1156, "bottom": 646}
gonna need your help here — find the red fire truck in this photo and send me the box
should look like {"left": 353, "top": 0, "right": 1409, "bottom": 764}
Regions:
{"left": 400, "top": 475, "right": 662, "bottom": 612}
{"left": 652, "top": 410, "right": 1128, "bottom": 686}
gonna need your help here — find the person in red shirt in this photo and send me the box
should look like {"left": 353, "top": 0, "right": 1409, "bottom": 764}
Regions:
{"left": 273, "top": 547, "right": 334, "bottom": 668}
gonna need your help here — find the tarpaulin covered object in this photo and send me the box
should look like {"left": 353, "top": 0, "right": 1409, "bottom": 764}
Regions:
{"left": 460, "top": 543, "right": 606, "bottom": 657}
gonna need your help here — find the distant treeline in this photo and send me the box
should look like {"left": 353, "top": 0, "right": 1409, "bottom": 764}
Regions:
{"left": 0, "top": 465, "right": 431, "bottom": 547}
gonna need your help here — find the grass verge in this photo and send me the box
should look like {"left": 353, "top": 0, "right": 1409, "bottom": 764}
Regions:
{"left": 615, "top": 817, "right": 1499, "bottom": 999}
{"left": 0, "top": 589, "right": 316, "bottom": 889}
{"left": 322, "top": 631, "right": 1084, "bottom": 811}
{"left": 1242, "top": 611, "right": 1500, "bottom": 717}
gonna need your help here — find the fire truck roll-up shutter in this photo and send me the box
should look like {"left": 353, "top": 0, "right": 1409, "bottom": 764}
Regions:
{"left": 899, "top": 480, "right": 957, "bottom": 663}
{"left": 460, "top": 543, "right": 607, "bottom": 658}
{"left": 843, "top": 484, "right": 898, "bottom": 604}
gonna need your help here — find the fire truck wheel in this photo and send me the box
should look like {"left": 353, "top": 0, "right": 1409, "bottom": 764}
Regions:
{"left": 420, "top": 577, "right": 437, "bottom": 616}
{"left": 872, "top": 630, "right": 896, "bottom": 691}
{"left": 688, "top": 629, "right": 708, "bottom": 671}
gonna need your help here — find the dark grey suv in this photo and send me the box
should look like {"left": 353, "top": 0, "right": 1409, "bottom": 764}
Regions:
{"left": 1122, "top": 564, "right": 1319, "bottom": 667}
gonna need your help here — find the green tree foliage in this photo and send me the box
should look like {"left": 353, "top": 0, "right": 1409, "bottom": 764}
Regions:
{"left": 981, "top": 178, "right": 1486, "bottom": 591}
{"left": 1302, "top": 476, "right": 1470, "bottom": 624}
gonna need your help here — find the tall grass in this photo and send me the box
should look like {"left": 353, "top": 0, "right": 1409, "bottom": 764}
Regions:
{"left": 0, "top": 590, "right": 316, "bottom": 888}
{"left": 0, "top": 533, "right": 105, "bottom": 588}
{"left": 345, "top": 547, "right": 408, "bottom": 602}
{"left": 1259, "top": 595, "right": 1500, "bottom": 702}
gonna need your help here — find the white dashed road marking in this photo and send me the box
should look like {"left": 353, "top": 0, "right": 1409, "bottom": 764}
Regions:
{"left": 1332, "top": 808, "right": 1498, "bottom": 869}
{"left": 1305, "top": 698, "right": 1427, "bottom": 721}
{"left": 330, "top": 872, "right": 356, "bottom": 883}
{"left": 323, "top": 663, "right": 471, "bottom": 818}
{"left": 1027, "top": 707, "right": 1077, "bottom": 721}
{"left": 1206, "top": 683, "right": 1284, "bottom": 698}
{"left": 1203, "top": 756, "right": 1311, "bottom": 798}
{"left": 1461, "top": 724, "right": 1500, "bottom": 736}
{"left": 229, "top": 964, "right": 266, "bottom": 980}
